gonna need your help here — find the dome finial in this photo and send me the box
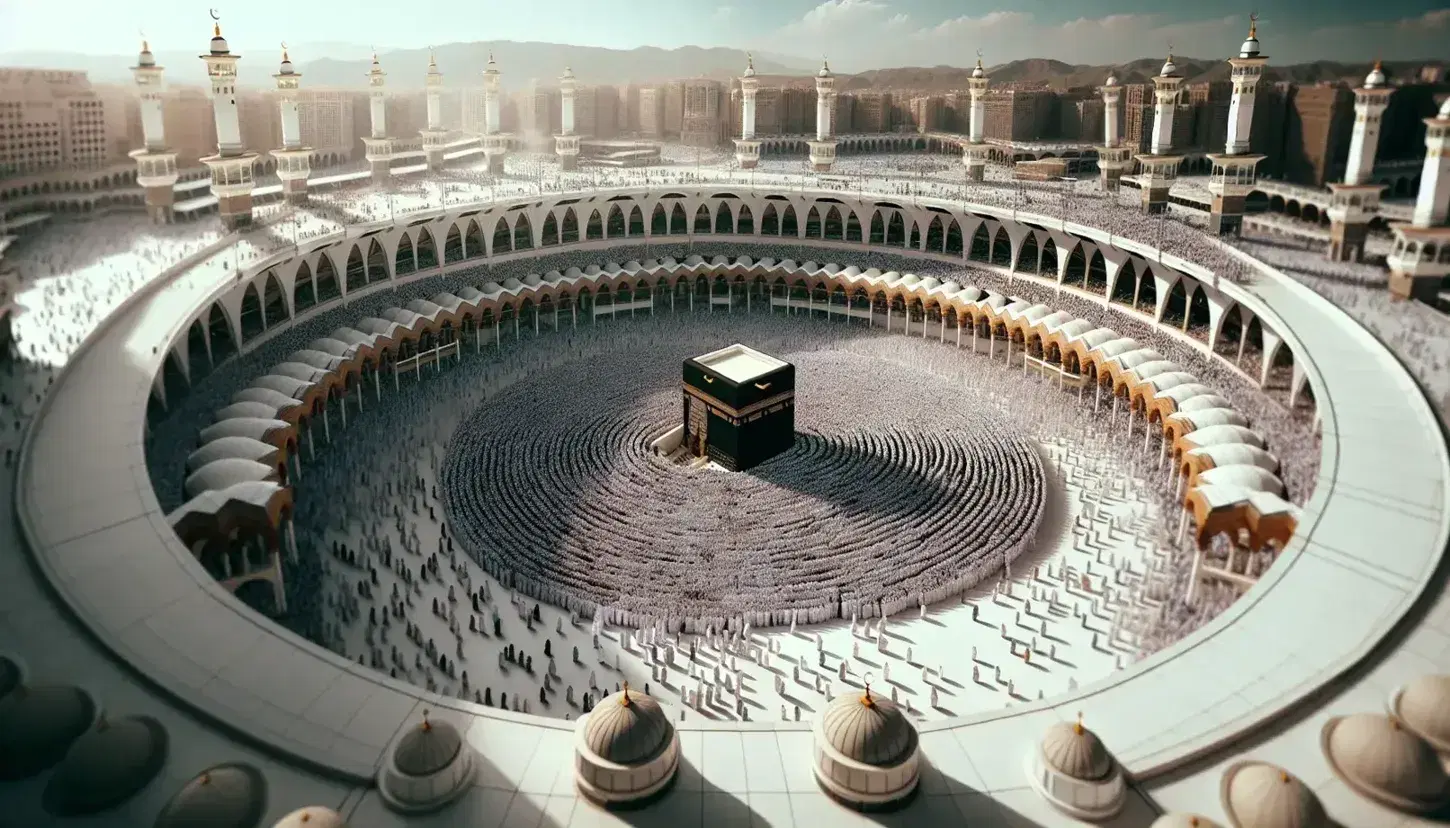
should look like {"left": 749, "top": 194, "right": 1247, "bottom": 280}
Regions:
{"left": 281, "top": 41, "right": 289, "bottom": 62}
{"left": 861, "top": 680, "right": 875, "bottom": 707}
{"left": 976, "top": 48, "right": 984, "bottom": 69}
{"left": 140, "top": 30, "right": 149, "bottom": 52}
{"left": 199, "top": 772, "right": 211, "bottom": 786}
{"left": 1248, "top": 12, "right": 1258, "bottom": 39}
{"left": 621, "top": 681, "right": 632, "bottom": 706}
{"left": 209, "top": 8, "right": 220, "bottom": 38}
{"left": 1074, "top": 711, "right": 1084, "bottom": 735}
{"left": 1279, "top": 769, "right": 1290, "bottom": 784}
{"left": 1373, "top": 57, "right": 1383, "bottom": 72}
{"left": 421, "top": 708, "right": 432, "bottom": 732}
{"left": 747, "top": 52, "right": 753, "bottom": 69}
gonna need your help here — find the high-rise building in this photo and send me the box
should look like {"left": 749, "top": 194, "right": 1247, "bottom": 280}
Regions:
{"left": 753, "top": 87, "right": 782, "bottom": 136}
{"left": 619, "top": 83, "right": 640, "bottom": 135}
{"left": 984, "top": 89, "right": 1053, "bottom": 142}
{"left": 851, "top": 91, "right": 891, "bottom": 133}
{"left": 639, "top": 86, "right": 664, "bottom": 138}
{"left": 1280, "top": 83, "right": 1355, "bottom": 186}
{"left": 0, "top": 69, "right": 120, "bottom": 177}
{"left": 296, "top": 90, "right": 356, "bottom": 164}
{"left": 663, "top": 81, "right": 684, "bottom": 138}
{"left": 575, "top": 84, "right": 597, "bottom": 137}
{"left": 1186, "top": 81, "right": 1232, "bottom": 152}
{"left": 780, "top": 87, "right": 815, "bottom": 135}
{"left": 910, "top": 95, "right": 945, "bottom": 132}
{"left": 593, "top": 85, "right": 619, "bottom": 139}
{"left": 681, "top": 79, "right": 721, "bottom": 147}
{"left": 461, "top": 88, "right": 489, "bottom": 135}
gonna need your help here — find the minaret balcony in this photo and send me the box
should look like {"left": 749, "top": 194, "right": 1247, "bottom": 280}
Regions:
{"left": 1096, "top": 146, "right": 1134, "bottom": 170}
{"left": 1205, "top": 154, "right": 1264, "bottom": 196}
{"left": 733, "top": 139, "right": 761, "bottom": 169}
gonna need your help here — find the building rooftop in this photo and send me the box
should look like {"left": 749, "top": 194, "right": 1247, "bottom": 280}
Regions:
{"left": 693, "top": 342, "right": 788, "bottom": 384}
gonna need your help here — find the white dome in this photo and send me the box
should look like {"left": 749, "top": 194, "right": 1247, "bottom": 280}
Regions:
{"left": 377, "top": 711, "right": 474, "bottom": 814}
{"left": 1040, "top": 721, "right": 1112, "bottom": 781}
{"left": 580, "top": 687, "right": 672, "bottom": 765}
{"left": 1239, "top": 36, "right": 1261, "bottom": 58}
{"left": 208, "top": 24, "right": 228, "bottom": 56}
{"left": 155, "top": 764, "right": 268, "bottom": 828}
{"left": 1438, "top": 96, "right": 1450, "bottom": 119}
{"left": 561, "top": 65, "right": 575, "bottom": 80}
{"left": 278, "top": 52, "right": 295, "bottom": 76}
{"left": 1220, "top": 762, "right": 1328, "bottom": 828}
{"left": 1393, "top": 674, "right": 1450, "bottom": 753}
{"left": 819, "top": 688, "right": 916, "bottom": 766}
{"left": 1321, "top": 714, "right": 1449, "bottom": 813}
{"left": 271, "top": 806, "right": 348, "bottom": 828}
{"left": 1364, "top": 61, "right": 1386, "bottom": 89}
{"left": 391, "top": 718, "right": 463, "bottom": 777}
{"left": 818, "top": 59, "right": 832, "bottom": 78}
{"left": 1104, "top": 73, "right": 1118, "bottom": 87}
{"left": 1152, "top": 815, "right": 1224, "bottom": 828}
{"left": 1160, "top": 55, "right": 1179, "bottom": 77}
{"left": 743, "top": 54, "right": 755, "bottom": 78}
{"left": 42, "top": 715, "right": 169, "bottom": 817}
{"left": 137, "top": 42, "right": 156, "bottom": 68}
{"left": 972, "top": 58, "right": 986, "bottom": 79}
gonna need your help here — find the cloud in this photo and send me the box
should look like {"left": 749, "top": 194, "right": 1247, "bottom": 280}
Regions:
{"left": 712, "top": 5, "right": 735, "bottom": 22}
{"left": 1397, "top": 8, "right": 1450, "bottom": 30}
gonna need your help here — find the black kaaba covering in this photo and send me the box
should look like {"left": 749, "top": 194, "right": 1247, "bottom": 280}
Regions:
{"left": 682, "top": 345, "right": 796, "bottom": 472}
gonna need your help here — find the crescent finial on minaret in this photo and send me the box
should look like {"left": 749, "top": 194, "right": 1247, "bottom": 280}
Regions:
{"left": 281, "top": 41, "right": 288, "bottom": 61}
{"left": 209, "top": 8, "right": 220, "bottom": 37}
{"left": 1248, "top": 11, "right": 1258, "bottom": 38}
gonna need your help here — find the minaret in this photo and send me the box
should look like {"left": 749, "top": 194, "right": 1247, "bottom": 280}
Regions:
{"left": 1326, "top": 61, "right": 1393, "bottom": 262}
{"left": 1095, "top": 72, "right": 1132, "bottom": 192}
{"left": 1387, "top": 96, "right": 1450, "bottom": 302}
{"left": 962, "top": 54, "right": 990, "bottom": 182}
{"left": 733, "top": 54, "right": 761, "bottom": 170}
{"left": 1205, "top": 17, "right": 1268, "bottom": 235}
{"left": 1132, "top": 53, "right": 1185, "bottom": 214}
{"left": 481, "top": 53, "right": 508, "bottom": 174}
{"left": 270, "top": 46, "right": 312, "bottom": 204}
{"left": 129, "top": 39, "right": 179, "bottom": 223}
{"left": 198, "top": 15, "right": 259, "bottom": 230}
{"left": 360, "top": 53, "right": 393, "bottom": 185}
{"left": 807, "top": 58, "right": 837, "bottom": 173}
{"left": 555, "top": 66, "right": 581, "bottom": 171}
{"left": 421, "top": 50, "right": 448, "bottom": 172}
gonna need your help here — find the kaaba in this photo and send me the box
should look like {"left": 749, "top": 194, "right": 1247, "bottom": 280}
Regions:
{"left": 682, "top": 344, "right": 796, "bottom": 471}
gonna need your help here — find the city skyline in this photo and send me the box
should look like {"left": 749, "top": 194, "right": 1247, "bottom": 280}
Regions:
{"left": 2, "top": 0, "right": 1449, "bottom": 71}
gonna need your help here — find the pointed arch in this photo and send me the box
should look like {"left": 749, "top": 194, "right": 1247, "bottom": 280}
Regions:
{"left": 781, "top": 204, "right": 799, "bottom": 237}
{"left": 886, "top": 213, "right": 905, "bottom": 246}
{"left": 650, "top": 204, "right": 668, "bottom": 235}
{"left": 607, "top": 204, "right": 626, "bottom": 237}
{"left": 586, "top": 209, "right": 604, "bottom": 240}
{"left": 1216, "top": 303, "right": 1244, "bottom": 357}
{"left": 991, "top": 227, "right": 1011, "bottom": 266}
{"left": 1016, "top": 233, "right": 1039, "bottom": 272}
{"left": 761, "top": 203, "right": 779, "bottom": 235}
{"left": 207, "top": 302, "right": 237, "bottom": 364}
{"left": 513, "top": 214, "right": 534, "bottom": 250}
{"left": 694, "top": 204, "right": 713, "bottom": 234}
{"left": 366, "top": 238, "right": 388, "bottom": 280}
{"left": 464, "top": 219, "right": 485, "bottom": 259}
{"left": 909, "top": 223, "right": 921, "bottom": 250}
{"left": 1162, "top": 280, "right": 1188, "bottom": 326}
{"left": 869, "top": 211, "right": 885, "bottom": 244}
{"left": 670, "top": 203, "right": 688, "bottom": 234}
{"left": 444, "top": 223, "right": 465, "bottom": 261}
{"left": 969, "top": 224, "right": 990, "bottom": 261}
{"left": 925, "top": 216, "right": 944, "bottom": 251}
{"left": 1064, "top": 246, "right": 1087, "bottom": 287}
{"left": 239, "top": 282, "right": 264, "bottom": 344}
{"left": 395, "top": 234, "right": 416, "bottom": 276}
{"left": 415, "top": 228, "right": 439, "bottom": 269}
{"left": 292, "top": 260, "right": 316, "bottom": 314}
{"left": 945, "top": 219, "right": 963, "bottom": 255}
{"left": 804, "top": 206, "right": 822, "bottom": 238}
{"left": 715, "top": 202, "right": 733, "bottom": 234}
{"left": 823, "top": 206, "right": 843, "bottom": 240}
{"left": 493, "top": 217, "right": 512, "bottom": 254}
{"left": 737, "top": 204, "right": 754, "bottom": 235}
{"left": 1039, "top": 238, "right": 1058, "bottom": 277}
{"left": 345, "top": 244, "right": 367, "bottom": 292}
{"left": 629, "top": 205, "right": 645, "bottom": 235}
{"left": 315, "top": 254, "right": 341, "bottom": 303}
{"left": 541, "top": 211, "right": 560, "bottom": 247}
{"left": 846, "top": 211, "right": 862, "bottom": 243}
{"left": 562, "top": 208, "right": 580, "bottom": 244}
{"left": 262, "top": 271, "right": 287, "bottom": 329}
{"left": 1110, "top": 259, "right": 1136, "bottom": 306}
{"left": 186, "top": 317, "right": 211, "bottom": 378}
{"left": 1136, "top": 267, "right": 1157, "bottom": 314}
{"left": 1186, "top": 285, "right": 1211, "bottom": 338}
{"left": 1086, "top": 249, "right": 1108, "bottom": 293}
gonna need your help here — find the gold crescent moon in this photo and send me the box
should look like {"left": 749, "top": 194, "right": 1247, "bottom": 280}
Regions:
{"left": 209, "top": 8, "right": 219, "bottom": 21}
{"left": 281, "top": 41, "right": 287, "bottom": 50}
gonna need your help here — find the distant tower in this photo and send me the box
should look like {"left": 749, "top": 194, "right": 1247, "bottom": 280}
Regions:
{"left": 270, "top": 46, "right": 312, "bottom": 204}
{"left": 1096, "top": 72, "right": 1132, "bottom": 193}
{"left": 555, "top": 66, "right": 580, "bottom": 171}
{"left": 1326, "top": 61, "right": 1393, "bottom": 262}
{"left": 1387, "top": 96, "right": 1450, "bottom": 302}
{"left": 198, "top": 16, "right": 259, "bottom": 230}
{"left": 129, "top": 39, "right": 179, "bottom": 223}
{"left": 1132, "top": 53, "right": 1185, "bottom": 215}
{"left": 962, "top": 54, "right": 990, "bottom": 182}
{"left": 481, "top": 53, "right": 508, "bottom": 174}
{"left": 1205, "top": 17, "right": 1268, "bottom": 235}
{"left": 422, "top": 50, "right": 448, "bottom": 172}
{"left": 733, "top": 54, "right": 761, "bottom": 170}
{"left": 807, "top": 58, "right": 837, "bottom": 173}
{"left": 361, "top": 53, "right": 393, "bottom": 185}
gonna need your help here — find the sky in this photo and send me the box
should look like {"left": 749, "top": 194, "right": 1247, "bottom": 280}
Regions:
{"left": 2, "top": 0, "right": 1448, "bottom": 69}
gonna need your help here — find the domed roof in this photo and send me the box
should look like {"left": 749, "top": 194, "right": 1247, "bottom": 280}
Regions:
{"left": 818, "top": 58, "right": 832, "bottom": 78}
{"left": 154, "top": 763, "right": 268, "bottom": 828}
{"left": 392, "top": 712, "right": 463, "bottom": 777}
{"left": 1393, "top": 674, "right": 1450, "bottom": 753}
{"left": 1152, "top": 815, "right": 1224, "bottom": 828}
{"left": 0, "top": 656, "right": 18, "bottom": 702}
{"left": 1104, "top": 72, "right": 1118, "bottom": 87}
{"left": 1322, "top": 714, "right": 1449, "bottom": 812}
{"left": 1364, "top": 60, "right": 1386, "bottom": 89}
{"left": 209, "top": 22, "right": 229, "bottom": 57}
{"left": 819, "top": 686, "right": 917, "bottom": 767}
{"left": 271, "top": 806, "right": 348, "bottom": 828}
{"left": 561, "top": 64, "right": 575, "bottom": 80}
{"left": 743, "top": 54, "right": 755, "bottom": 78}
{"left": 42, "top": 715, "right": 169, "bottom": 816}
{"left": 580, "top": 684, "right": 673, "bottom": 765}
{"left": 1040, "top": 719, "right": 1113, "bottom": 781}
{"left": 0, "top": 684, "right": 97, "bottom": 780}
{"left": 1161, "top": 54, "right": 1179, "bottom": 77}
{"left": 1439, "top": 96, "right": 1450, "bottom": 119}
{"left": 1238, "top": 17, "right": 1261, "bottom": 59}
{"left": 138, "top": 40, "right": 156, "bottom": 68}
{"left": 1220, "top": 762, "right": 1328, "bottom": 828}
{"left": 972, "top": 56, "right": 986, "bottom": 79}
{"left": 485, "top": 52, "right": 499, "bottom": 74}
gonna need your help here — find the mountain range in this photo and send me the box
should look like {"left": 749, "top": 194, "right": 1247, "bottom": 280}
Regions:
{"left": 0, "top": 40, "right": 1427, "bottom": 93}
